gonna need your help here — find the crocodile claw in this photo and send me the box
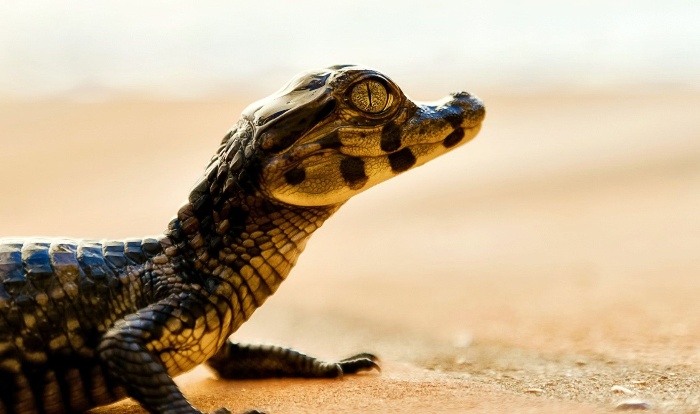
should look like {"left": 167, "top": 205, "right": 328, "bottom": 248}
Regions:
{"left": 337, "top": 353, "right": 381, "bottom": 375}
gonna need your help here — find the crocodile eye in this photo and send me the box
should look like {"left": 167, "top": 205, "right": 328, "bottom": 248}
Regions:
{"left": 350, "top": 79, "right": 391, "bottom": 113}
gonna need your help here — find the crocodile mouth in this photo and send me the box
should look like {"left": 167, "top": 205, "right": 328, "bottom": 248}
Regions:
{"left": 264, "top": 92, "right": 485, "bottom": 201}
{"left": 292, "top": 93, "right": 484, "bottom": 162}
{"left": 276, "top": 121, "right": 481, "bottom": 174}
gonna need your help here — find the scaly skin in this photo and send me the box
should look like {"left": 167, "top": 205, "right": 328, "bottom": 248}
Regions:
{"left": 0, "top": 65, "right": 485, "bottom": 414}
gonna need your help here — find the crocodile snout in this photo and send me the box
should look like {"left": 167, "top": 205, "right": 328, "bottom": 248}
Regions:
{"left": 450, "top": 91, "right": 486, "bottom": 127}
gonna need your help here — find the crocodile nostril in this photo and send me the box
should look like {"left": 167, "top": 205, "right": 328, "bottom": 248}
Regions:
{"left": 452, "top": 91, "right": 472, "bottom": 99}
{"left": 452, "top": 93, "right": 485, "bottom": 122}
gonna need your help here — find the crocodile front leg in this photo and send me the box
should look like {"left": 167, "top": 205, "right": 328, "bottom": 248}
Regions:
{"left": 206, "top": 341, "right": 380, "bottom": 379}
{"left": 97, "top": 294, "right": 233, "bottom": 414}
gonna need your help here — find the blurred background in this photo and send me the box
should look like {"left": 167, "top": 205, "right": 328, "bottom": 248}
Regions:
{"left": 1, "top": 1, "right": 700, "bottom": 412}
{"left": 1, "top": 0, "right": 698, "bottom": 98}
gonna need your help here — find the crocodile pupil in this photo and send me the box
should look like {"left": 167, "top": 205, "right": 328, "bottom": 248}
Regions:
{"left": 350, "top": 79, "right": 388, "bottom": 113}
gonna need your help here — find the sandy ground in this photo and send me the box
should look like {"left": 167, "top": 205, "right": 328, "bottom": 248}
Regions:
{"left": 0, "top": 91, "right": 699, "bottom": 413}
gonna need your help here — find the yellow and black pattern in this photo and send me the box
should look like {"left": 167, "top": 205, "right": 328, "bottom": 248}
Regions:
{"left": 0, "top": 65, "right": 484, "bottom": 414}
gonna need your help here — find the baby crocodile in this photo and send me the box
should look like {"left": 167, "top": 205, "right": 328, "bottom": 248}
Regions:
{"left": 0, "top": 65, "right": 485, "bottom": 414}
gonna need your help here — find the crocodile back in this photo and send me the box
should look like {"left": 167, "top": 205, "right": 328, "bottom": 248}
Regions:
{"left": 0, "top": 237, "right": 162, "bottom": 413}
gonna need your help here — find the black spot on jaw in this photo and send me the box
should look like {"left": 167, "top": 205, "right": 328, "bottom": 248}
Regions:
{"left": 443, "top": 128, "right": 465, "bottom": 148}
{"left": 340, "top": 157, "right": 368, "bottom": 189}
{"left": 317, "top": 130, "right": 342, "bottom": 149}
{"left": 444, "top": 112, "right": 464, "bottom": 129}
{"left": 284, "top": 168, "right": 306, "bottom": 185}
{"left": 388, "top": 147, "right": 416, "bottom": 173}
{"left": 381, "top": 121, "right": 402, "bottom": 152}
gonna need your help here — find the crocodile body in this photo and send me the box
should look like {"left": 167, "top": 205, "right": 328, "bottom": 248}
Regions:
{"left": 0, "top": 65, "right": 485, "bottom": 414}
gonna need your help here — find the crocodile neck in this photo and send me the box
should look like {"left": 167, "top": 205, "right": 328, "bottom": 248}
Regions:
{"left": 164, "top": 121, "right": 340, "bottom": 333}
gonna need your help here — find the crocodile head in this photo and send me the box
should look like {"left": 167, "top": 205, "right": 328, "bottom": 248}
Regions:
{"left": 240, "top": 64, "right": 485, "bottom": 207}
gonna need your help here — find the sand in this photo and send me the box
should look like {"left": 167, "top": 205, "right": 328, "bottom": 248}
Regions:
{"left": 0, "top": 91, "right": 698, "bottom": 413}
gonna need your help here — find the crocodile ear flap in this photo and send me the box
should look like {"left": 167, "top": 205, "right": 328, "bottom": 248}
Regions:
{"left": 258, "top": 97, "right": 337, "bottom": 153}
